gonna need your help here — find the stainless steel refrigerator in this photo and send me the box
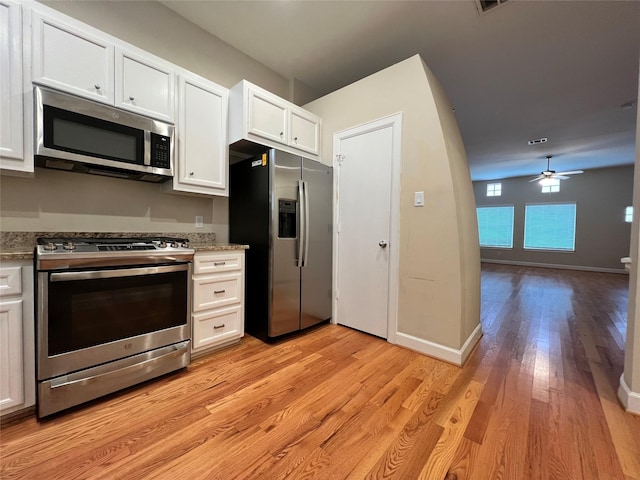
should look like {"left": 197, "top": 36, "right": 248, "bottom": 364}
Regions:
{"left": 229, "top": 148, "right": 333, "bottom": 341}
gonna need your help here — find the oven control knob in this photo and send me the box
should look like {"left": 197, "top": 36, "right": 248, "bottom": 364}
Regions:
{"left": 63, "top": 241, "right": 76, "bottom": 250}
{"left": 43, "top": 242, "right": 57, "bottom": 251}
{"left": 158, "top": 241, "right": 168, "bottom": 248}
{"left": 171, "top": 241, "right": 180, "bottom": 248}
{"left": 181, "top": 242, "right": 189, "bottom": 248}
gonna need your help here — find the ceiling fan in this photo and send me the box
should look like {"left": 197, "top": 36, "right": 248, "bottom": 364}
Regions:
{"left": 529, "top": 155, "right": 584, "bottom": 184}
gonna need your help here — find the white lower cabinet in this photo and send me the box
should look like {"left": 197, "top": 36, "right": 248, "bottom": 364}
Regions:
{"left": 0, "top": 261, "right": 35, "bottom": 417}
{"left": 191, "top": 250, "right": 244, "bottom": 356}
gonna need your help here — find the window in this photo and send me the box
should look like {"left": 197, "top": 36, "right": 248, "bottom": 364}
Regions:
{"left": 524, "top": 203, "right": 576, "bottom": 251}
{"left": 477, "top": 206, "right": 514, "bottom": 248}
{"left": 486, "top": 183, "right": 502, "bottom": 197}
{"left": 625, "top": 206, "right": 633, "bottom": 223}
{"left": 541, "top": 178, "right": 560, "bottom": 193}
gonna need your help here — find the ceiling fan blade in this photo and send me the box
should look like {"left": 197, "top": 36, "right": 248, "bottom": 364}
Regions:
{"left": 529, "top": 175, "right": 545, "bottom": 182}
{"left": 555, "top": 170, "right": 584, "bottom": 176}
{"left": 554, "top": 175, "right": 570, "bottom": 180}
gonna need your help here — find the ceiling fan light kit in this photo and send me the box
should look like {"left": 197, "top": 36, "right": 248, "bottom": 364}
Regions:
{"left": 529, "top": 155, "right": 584, "bottom": 184}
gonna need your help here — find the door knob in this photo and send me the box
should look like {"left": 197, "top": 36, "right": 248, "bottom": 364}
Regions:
{"left": 379, "top": 240, "right": 388, "bottom": 248}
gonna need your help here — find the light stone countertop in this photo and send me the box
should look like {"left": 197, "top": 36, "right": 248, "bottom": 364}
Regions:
{"left": 191, "top": 243, "right": 249, "bottom": 252}
{"left": 0, "top": 232, "right": 248, "bottom": 261}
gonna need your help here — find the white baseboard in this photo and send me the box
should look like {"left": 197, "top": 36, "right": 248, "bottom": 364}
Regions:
{"left": 481, "top": 258, "right": 628, "bottom": 275}
{"left": 396, "top": 323, "right": 483, "bottom": 367}
{"left": 618, "top": 374, "right": 640, "bottom": 416}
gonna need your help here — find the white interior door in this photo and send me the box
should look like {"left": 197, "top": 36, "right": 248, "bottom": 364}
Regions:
{"left": 334, "top": 114, "right": 401, "bottom": 339}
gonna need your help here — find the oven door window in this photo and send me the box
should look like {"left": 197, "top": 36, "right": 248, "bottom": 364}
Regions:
{"left": 47, "top": 268, "right": 187, "bottom": 356}
{"left": 43, "top": 105, "right": 144, "bottom": 165}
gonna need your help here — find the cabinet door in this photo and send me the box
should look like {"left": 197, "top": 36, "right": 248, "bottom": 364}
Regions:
{"left": 247, "top": 88, "right": 288, "bottom": 145}
{"left": 115, "top": 48, "right": 175, "bottom": 122}
{"left": 0, "top": 299, "right": 23, "bottom": 411}
{"left": 289, "top": 107, "right": 320, "bottom": 155}
{"left": 0, "top": 0, "right": 23, "bottom": 165}
{"left": 31, "top": 9, "right": 114, "bottom": 103}
{"left": 192, "top": 305, "right": 242, "bottom": 351}
{"left": 194, "top": 252, "right": 243, "bottom": 275}
{"left": 193, "top": 273, "right": 242, "bottom": 312}
{"left": 175, "top": 74, "right": 228, "bottom": 195}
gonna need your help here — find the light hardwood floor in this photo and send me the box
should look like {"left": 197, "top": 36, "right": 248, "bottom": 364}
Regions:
{"left": 1, "top": 264, "right": 640, "bottom": 479}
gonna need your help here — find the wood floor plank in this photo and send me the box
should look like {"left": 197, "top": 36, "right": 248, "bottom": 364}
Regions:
{"left": 2, "top": 264, "right": 639, "bottom": 479}
{"left": 418, "top": 380, "right": 482, "bottom": 480}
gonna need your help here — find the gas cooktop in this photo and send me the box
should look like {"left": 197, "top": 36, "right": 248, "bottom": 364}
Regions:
{"left": 37, "top": 236, "right": 190, "bottom": 252}
{"left": 35, "top": 236, "right": 195, "bottom": 268}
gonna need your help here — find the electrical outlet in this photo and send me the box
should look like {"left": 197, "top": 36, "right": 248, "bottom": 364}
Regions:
{"left": 195, "top": 216, "right": 204, "bottom": 228}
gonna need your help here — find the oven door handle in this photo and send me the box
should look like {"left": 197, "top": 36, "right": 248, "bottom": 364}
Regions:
{"left": 49, "top": 264, "right": 189, "bottom": 282}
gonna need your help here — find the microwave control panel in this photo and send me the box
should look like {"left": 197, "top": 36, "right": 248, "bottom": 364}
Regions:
{"left": 150, "top": 133, "right": 171, "bottom": 168}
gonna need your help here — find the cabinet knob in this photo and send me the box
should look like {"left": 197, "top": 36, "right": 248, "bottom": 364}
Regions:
{"left": 189, "top": 171, "right": 194, "bottom": 176}
{"left": 94, "top": 83, "right": 101, "bottom": 90}
{"left": 294, "top": 137, "right": 298, "bottom": 141}
{"left": 280, "top": 132, "right": 284, "bottom": 137}
{"left": 129, "top": 96, "right": 135, "bottom": 101}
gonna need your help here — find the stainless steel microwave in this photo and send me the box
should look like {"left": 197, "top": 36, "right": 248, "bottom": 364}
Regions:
{"left": 34, "top": 86, "right": 174, "bottom": 183}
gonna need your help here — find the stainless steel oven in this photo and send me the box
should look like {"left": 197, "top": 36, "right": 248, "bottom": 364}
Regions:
{"left": 35, "top": 237, "right": 194, "bottom": 417}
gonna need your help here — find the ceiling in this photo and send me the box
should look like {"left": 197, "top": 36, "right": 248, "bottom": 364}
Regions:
{"left": 161, "top": 0, "right": 640, "bottom": 181}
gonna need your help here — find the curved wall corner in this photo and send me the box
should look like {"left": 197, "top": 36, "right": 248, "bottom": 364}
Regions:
{"left": 305, "top": 54, "right": 481, "bottom": 366}
{"left": 619, "top": 56, "right": 640, "bottom": 415}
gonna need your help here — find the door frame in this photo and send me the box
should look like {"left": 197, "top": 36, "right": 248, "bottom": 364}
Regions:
{"left": 332, "top": 113, "right": 402, "bottom": 343}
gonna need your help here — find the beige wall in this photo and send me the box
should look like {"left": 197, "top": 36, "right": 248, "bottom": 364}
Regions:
{"left": 0, "top": 168, "right": 213, "bottom": 233}
{"left": 39, "top": 0, "right": 289, "bottom": 96}
{"left": 622, "top": 58, "right": 640, "bottom": 407}
{"left": 1, "top": 1, "right": 289, "bottom": 237}
{"left": 305, "top": 55, "right": 480, "bottom": 352}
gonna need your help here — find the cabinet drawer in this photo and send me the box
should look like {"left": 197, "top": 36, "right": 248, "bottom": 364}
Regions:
{"left": 193, "top": 273, "right": 242, "bottom": 312}
{"left": 0, "top": 267, "right": 21, "bottom": 297}
{"left": 194, "top": 252, "right": 243, "bottom": 275}
{"left": 192, "top": 305, "right": 242, "bottom": 350}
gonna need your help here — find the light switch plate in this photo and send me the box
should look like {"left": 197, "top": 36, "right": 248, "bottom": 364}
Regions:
{"left": 195, "top": 216, "right": 204, "bottom": 228}
{"left": 414, "top": 191, "right": 425, "bottom": 207}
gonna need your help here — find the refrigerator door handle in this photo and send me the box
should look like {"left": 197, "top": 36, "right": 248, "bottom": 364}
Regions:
{"left": 297, "top": 180, "right": 305, "bottom": 267}
{"left": 302, "top": 180, "right": 310, "bottom": 268}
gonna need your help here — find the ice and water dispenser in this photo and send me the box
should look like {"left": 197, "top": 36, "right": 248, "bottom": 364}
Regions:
{"left": 278, "top": 199, "right": 297, "bottom": 239}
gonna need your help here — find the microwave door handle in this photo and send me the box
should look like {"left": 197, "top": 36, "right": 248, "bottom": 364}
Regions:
{"left": 143, "top": 131, "right": 151, "bottom": 166}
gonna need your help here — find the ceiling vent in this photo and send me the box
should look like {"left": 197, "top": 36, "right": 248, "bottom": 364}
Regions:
{"left": 528, "top": 137, "right": 548, "bottom": 146}
{"left": 476, "top": 0, "right": 509, "bottom": 14}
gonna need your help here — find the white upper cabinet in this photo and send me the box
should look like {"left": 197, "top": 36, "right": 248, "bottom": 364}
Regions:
{"left": 289, "top": 107, "right": 320, "bottom": 155}
{"left": 29, "top": 5, "right": 174, "bottom": 122}
{"left": 31, "top": 8, "right": 115, "bottom": 104}
{"left": 229, "top": 80, "right": 321, "bottom": 159}
{"left": 0, "top": 0, "right": 25, "bottom": 168}
{"left": 115, "top": 48, "right": 175, "bottom": 123}
{"left": 247, "top": 88, "right": 288, "bottom": 145}
{"left": 171, "top": 72, "right": 228, "bottom": 196}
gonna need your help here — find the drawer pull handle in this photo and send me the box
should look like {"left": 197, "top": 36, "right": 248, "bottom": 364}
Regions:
{"left": 213, "top": 324, "right": 225, "bottom": 329}
{"left": 214, "top": 262, "right": 226, "bottom": 266}
{"left": 214, "top": 289, "right": 226, "bottom": 294}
